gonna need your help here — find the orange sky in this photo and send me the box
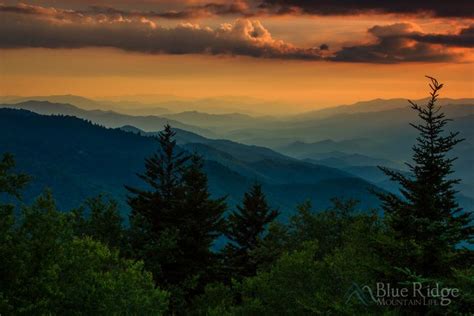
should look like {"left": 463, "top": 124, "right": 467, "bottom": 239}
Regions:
{"left": 1, "top": 48, "right": 472, "bottom": 113}
{"left": 0, "top": 1, "right": 472, "bottom": 114}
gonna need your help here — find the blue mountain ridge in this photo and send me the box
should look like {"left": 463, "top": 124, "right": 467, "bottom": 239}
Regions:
{"left": 0, "top": 108, "right": 384, "bottom": 220}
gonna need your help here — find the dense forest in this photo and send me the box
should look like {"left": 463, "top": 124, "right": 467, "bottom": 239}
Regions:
{"left": 0, "top": 78, "right": 472, "bottom": 315}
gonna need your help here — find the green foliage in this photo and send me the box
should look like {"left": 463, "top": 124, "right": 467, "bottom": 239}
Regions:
{"left": 2, "top": 192, "right": 169, "bottom": 315}
{"left": 195, "top": 199, "right": 385, "bottom": 315}
{"left": 1, "top": 77, "right": 472, "bottom": 314}
{"left": 239, "top": 243, "right": 329, "bottom": 315}
{"left": 0, "top": 158, "right": 169, "bottom": 315}
{"left": 179, "top": 154, "right": 227, "bottom": 285}
{"left": 248, "top": 220, "right": 290, "bottom": 272}
{"left": 191, "top": 282, "right": 237, "bottom": 316}
{"left": 224, "top": 183, "right": 279, "bottom": 278}
{"left": 0, "top": 203, "right": 23, "bottom": 314}
{"left": 70, "top": 194, "right": 125, "bottom": 250}
{"left": 0, "top": 153, "right": 30, "bottom": 198}
{"left": 126, "top": 124, "right": 192, "bottom": 284}
{"left": 253, "top": 199, "right": 381, "bottom": 268}
{"left": 126, "top": 125, "right": 227, "bottom": 312}
{"left": 55, "top": 237, "right": 168, "bottom": 315}
{"left": 446, "top": 267, "right": 474, "bottom": 314}
{"left": 375, "top": 77, "right": 473, "bottom": 278}
{"left": 1, "top": 193, "right": 169, "bottom": 315}
{"left": 288, "top": 199, "right": 369, "bottom": 257}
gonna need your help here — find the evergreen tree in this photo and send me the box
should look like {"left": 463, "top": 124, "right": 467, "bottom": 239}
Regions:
{"left": 376, "top": 76, "right": 473, "bottom": 277}
{"left": 125, "top": 124, "right": 189, "bottom": 284}
{"left": 0, "top": 153, "right": 30, "bottom": 199}
{"left": 179, "top": 154, "right": 227, "bottom": 285}
{"left": 125, "top": 125, "right": 227, "bottom": 311}
{"left": 0, "top": 153, "right": 30, "bottom": 314}
{"left": 0, "top": 155, "right": 168, "bottom": 314}
{"left": 126, "top": 124, "right": 189, "bottom": 234}
{"left": 224, "top": 183, "right": 279, "bottom": 278}
{"left": 3, "top": 190, "right": 168, "bottom": 315}
{"left": 70, "top": 194, "right": 124, "bottom": 250}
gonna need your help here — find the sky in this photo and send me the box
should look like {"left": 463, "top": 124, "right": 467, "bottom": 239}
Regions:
{"left": 0, "top": 0, "right": 473, "bottom": 113}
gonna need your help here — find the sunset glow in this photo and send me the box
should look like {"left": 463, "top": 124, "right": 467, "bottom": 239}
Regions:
{"left": 0, "top": 1, "right": 472, "bottom": 113}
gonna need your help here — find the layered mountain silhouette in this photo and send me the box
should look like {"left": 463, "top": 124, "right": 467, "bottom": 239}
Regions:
{"left": 2, "top": 97, "right": 472, "bottom": 203}
{"left": 0, "top": 109, "right": 385, "bottom": 219}
{"left": 0, "top": 100, "right": 213, "bottom": 137}
{"left": 291, "top": 98, "right": 474, "bottom": 120}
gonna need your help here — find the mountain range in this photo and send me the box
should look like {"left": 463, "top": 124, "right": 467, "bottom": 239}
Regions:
{"left": 1, "top": 96, "right": 472, "bottom": 207}
{"left": 0, "top": 94, "right": 292, "bottom": 116}
{"left": 0, "top": 100, "right": 214, "bottom": 137}
{"left": 0, "top": 108, "right": 386, "bottom": 219}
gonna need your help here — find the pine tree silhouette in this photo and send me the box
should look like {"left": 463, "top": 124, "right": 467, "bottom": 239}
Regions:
{"left": 224, "top": 183, "right": 279, "bottom": 278}
{"left": 179, "top": 154, "right": 227, "bottom": 286}
{"left": 126, "top": 124, "right": 189, "bottom": 284}
{"left": 376, "top": 76, "right": 473, "bottom": 277}
{"left": 125, "top": 125, "right": 226, "bottom": 310}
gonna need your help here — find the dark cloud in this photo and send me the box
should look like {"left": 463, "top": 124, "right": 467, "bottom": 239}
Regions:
{"left": 258, "top": 0, "right": 474, "bottom": 18}
{"left": 0, "top": 2, "right": 252, "bottom": 20}
{"left": 410, "top": 25, "right": 474, "bottom": 48}
{"left": 0, "top": 4, "right": 469, "bottom": 63}
{"left": 331, "top": 23, "right": 464, "bottom": 63}
{"left": 3, "top": 1, "right": 472, "bottom": 19}
{"left": 85, "top": 1, "right": 252, "bottom": 19}
{"left": 0, "top": 5, "right": 322, "bottom": 60}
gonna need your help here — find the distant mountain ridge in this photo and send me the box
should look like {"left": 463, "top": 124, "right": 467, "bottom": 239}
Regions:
{"left": 119, "top": 125, "right": 359, "bottom": 186}
{"left": 0, "top": 94, "right": 287, "bottom": 115}
{"left": 120, "top": 125, "right": 293, "bottom": 164}
{"left": 2, "top": 96, "right": 472, "bottom": 202}
{"left": 0, "top": 109, "right": 384, "bottom": 219}
{"left": 227, "top": 104, "right": 473, "bottom": 149}
{"left": 161, "top": 111, "right": 276, "bottom": 132}
{"left": 0, "top": 100, "right": 214, "bottom": 137}
{"left": 293, "top": 97, "right": 474, "bottom": 120}
{"left": 0, "top": 95, "right": 102, "bottom": 110}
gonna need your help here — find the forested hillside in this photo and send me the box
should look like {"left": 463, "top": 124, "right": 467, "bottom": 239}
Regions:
{"left": 0, "top": 79, "right": 472, "bottom": 315}
{"left": 0, "top": 108, "right": 381, "bottom": 215}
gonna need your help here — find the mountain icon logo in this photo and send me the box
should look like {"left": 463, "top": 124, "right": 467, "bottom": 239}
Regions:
{"left": 344, "top": 283, "right": 376, "bottom": 306}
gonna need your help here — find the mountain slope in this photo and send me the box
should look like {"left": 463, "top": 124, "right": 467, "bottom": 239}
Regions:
{"left": 0, "top": 100, "right": 213, "bottom": 136}
{"left": 292, "top": 98, "right": 474, "bottom": 120}
{"left": 0, "top": 109, "right": 383, "bottom": 218}
{"left": 0, "top": 95, "right": 102, "bottom": 110}
{"left": 119, "top": 125, "right": 354, "bottom": 184}
{"left": 121, "top": 125, "right": 295, "bottom": 164}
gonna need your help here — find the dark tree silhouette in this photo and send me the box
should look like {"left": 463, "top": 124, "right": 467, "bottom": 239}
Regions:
{"left": 376, "top": 76, "right": 473, "bottom": 277}
{"left": 126, "top": 125, "right": 189, "bottom": 285}
{"left": 127, "top": 124, "right": 189, "bottom": 230}
{"left": 0, "top": 153, "right": 30, "bottom": 198}
{"left": 224, "top": 183, "right": 279, "bottom": 278}
{"left": 125, "top": 125, "right": 226, "bottom": 311}
{"left": 179, "top": 154, "right": 227, "bottom": 285}
{"left": 70, "top": 195, "right": 124, "bottom": 250}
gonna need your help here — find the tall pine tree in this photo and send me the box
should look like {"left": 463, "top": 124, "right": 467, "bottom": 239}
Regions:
{"left": 126, "top": 124, "right": 189, "bottom": 284}
{"left": 376, "top": 77, "right": 472, "bottom": 277}
{"left": 224, "top": 183, "right": 279, "bottom": 278}
{"left": 125, "top": 125, "right": 226, "bottom": 311}
{"left": 180, "top": 154, "right": 227, "bottom": 286}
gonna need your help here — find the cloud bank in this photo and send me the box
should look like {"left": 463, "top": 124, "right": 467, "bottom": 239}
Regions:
{"left": 0, "top": 3, "right": 322, "bottom": 60}
{"left": 17, "top": 0, "right": 472, "bottom": 19}
{"left": 0, "top": 4, "right": 471, "bottom": 63}
{"left": 259, "top": 0, "right": 474, "bottom": 18}
{"left": 332, "top": 23, "right": 470, "bottom": 63}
